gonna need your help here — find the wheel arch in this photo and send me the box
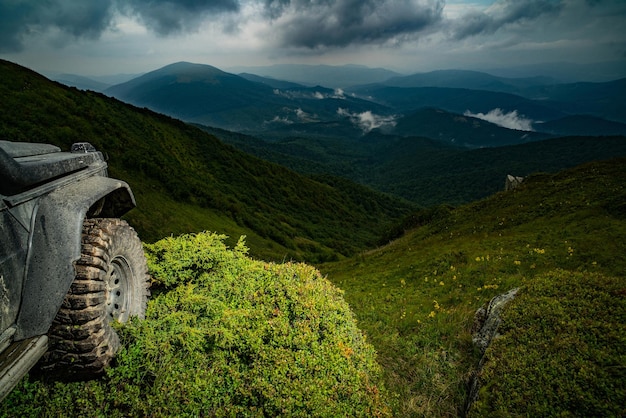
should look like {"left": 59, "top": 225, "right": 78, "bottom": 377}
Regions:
{"left": 14, "top": 176, "right": 136, "bottom": 340}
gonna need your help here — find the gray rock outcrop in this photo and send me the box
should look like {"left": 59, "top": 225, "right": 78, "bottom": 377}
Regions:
{"left": 505, "top": 175, "right": 524, "bottom": 191}
{"left": 465, "top": 287, "right": 520, "bottom": 416}
{"left": 471, "top": 287, "right": 519, "bottom": 353}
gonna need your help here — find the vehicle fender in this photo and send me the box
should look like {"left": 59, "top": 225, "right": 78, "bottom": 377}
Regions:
{"left": 14, "top": 176, "right": 136, "bottom": 340}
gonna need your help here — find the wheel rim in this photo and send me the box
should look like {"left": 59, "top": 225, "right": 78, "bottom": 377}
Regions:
{"left": 106, "top": 256, "right": 132, "bottom": 323}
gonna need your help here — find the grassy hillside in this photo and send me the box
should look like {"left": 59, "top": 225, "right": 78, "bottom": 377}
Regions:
{"left": 0, "top": 59, "right": 414, "bottom": 261}
{"left": 320, "top": 157, "right": 626, "bottom": 416}
{"left": 3, "top": 157, "right": 622, "bottom": 417}
{"left": 3, "top": 59, "right": 624, "bottom": 415}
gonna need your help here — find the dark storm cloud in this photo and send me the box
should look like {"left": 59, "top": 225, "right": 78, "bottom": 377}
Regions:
{"left": 262, "top": 0, "right": 445, "bottom": 49}
{"left": 451, "top": 0, "right": 563, "bottom": 40}
{"left": 123, "top": 0, "right": 240, "bottom": 35}
{"left": 262, "top": 0, "right": 291, "bottom": 19}
{"left": 0, "top": 0, "right": 239, "bottom": 52}
{"left": 0, "top": 0, "right": 115, "bottom": 52}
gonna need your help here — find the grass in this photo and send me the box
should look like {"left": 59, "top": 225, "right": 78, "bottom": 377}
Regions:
{"left": 319, "top": 158, "right": 626, "bottom": 416}
{"left": 469, "top": 269, "right": 625, "bottom": 417}
{"left": 2, "top": 158, "right": 623, "bottom": 417}
{"left": 1, "top": 60, "right": 624, "bottom": 416}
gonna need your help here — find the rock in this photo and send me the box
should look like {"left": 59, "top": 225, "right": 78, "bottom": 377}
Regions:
{"left": 465, "top": 288, "right": 519, "bottom": 416}
{"left": 471, "top": 287, "right": 519, "bottom": 354}
{"left": 505, "top": 175, "right": 524, "bottom": 191}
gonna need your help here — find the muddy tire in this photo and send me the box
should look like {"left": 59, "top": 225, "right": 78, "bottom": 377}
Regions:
{"left": 40, "top": 218, "right": 150, "bottom": 378}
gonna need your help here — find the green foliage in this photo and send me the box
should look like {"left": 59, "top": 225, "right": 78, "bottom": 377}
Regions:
{"left": 321, "top": 158, "right": 626, "bottom": 416}
{"left": 3, "top": 59, "right": 625, "bottom": 416}
{"left": 469, "top": 269, "right": 626, "bottom": 417}
{"left": 2, "top": 233, "right": 390, "bottom": 417}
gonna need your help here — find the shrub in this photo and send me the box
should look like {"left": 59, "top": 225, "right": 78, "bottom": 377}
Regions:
{"left": 2, "top": 232, "right": 389, "bottom": 417}
{"left": 468, "top": 269, "right": 626, "bottom": 417}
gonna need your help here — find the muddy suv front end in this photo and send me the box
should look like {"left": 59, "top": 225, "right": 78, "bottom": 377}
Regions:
{"left": 0, "top": 141, "right": 149, "bottom": 400}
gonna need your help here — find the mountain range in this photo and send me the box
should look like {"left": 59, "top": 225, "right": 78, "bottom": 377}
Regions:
{"left": 4, "top": 59, "right": 624, "bottom": 416}
{"left": 11, "top": 59, "right": 623, "bottom": 210}
{"left": 94, "top": 60, "right": 626, "bottom": 207}
{"left": 105, "top": 62, "right": 390, "bottom": 134}
{"left": 100, "top": 62, "right": 626, "bottom": 137}
{"left": 0, "top": 59, "right": 413, "bottom": 262}
{"left": 226, "top": 63, "right": 402, "bottom": 88}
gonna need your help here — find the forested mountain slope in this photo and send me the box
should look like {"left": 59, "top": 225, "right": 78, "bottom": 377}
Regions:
{"left": 0, "top": 59, "right": 414, "bottom": 261}
{"left": 205, "top": 123, "right": 626, "bottom": 206}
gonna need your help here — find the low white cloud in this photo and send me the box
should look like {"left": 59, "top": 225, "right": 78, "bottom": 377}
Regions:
{"left": 295, "top": 108, "right": 317, "bottom": 121}
{"left": 267, "top": 115, "right": 293, "bottom": 124}
{"left": 337, "top": 108, "right": 397, "bottom": 133}
{"left": 265, "top": 107, "right": 318, "bottom": 125}
{"left": 464, "top": 108, "right": 534, "bottom": 131}
{"left": 274, "top": 88, "right": 346, "bottom": 100}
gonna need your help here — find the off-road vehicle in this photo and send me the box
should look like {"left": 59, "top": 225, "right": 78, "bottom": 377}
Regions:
{"left": 0, "top": 140, "right": 150, "bottom": 401}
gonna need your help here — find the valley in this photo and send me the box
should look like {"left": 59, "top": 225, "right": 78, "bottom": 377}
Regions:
{"left": 1, "top": 58, "right": 625, "bottom": 416}
{"left": 97, "top": 61, "right": 626, "bottom": 207}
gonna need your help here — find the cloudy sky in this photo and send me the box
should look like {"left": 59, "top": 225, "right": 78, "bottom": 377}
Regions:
{"left": 1, "top": 0, "right": 625, "bottom": 77}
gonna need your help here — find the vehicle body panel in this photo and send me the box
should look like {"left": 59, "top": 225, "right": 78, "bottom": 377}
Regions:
{"left": 0, "top": 140, "right": 137, "bottom": 400}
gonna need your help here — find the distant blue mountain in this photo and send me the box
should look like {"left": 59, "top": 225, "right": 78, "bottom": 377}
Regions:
{"left": 104, "top": 61, "right": 626, "bottom": 142}
{"left": 348, "top": 85, "right": 567, "bottom": 122}
{"left": 238, "top": 73, "right": 305, "bottom": 89}
{"left": 392, "top": 108, "right": 551, "bottom": 148}
{"left": 105, "top": 62, "right": 390, "bottom": 132}
{"left": 228, "top": 64, "right": 401, "bottom": 88}
{"left": 380, "top": 69, "right": 557, "bottom": 95}
{"left": 535, "top": 115, "right": 626, "bottom": 136}
{"left": 520, "top": 78, "right": 626, "bottom": 124}
{"left": 49, "top": 73, "right": 111, "bottom": 92}
{"left": 352, "top": 70, "right": 626, "bottom": 124}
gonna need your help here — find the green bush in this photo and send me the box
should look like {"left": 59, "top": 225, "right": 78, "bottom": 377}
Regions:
{"left": 2, "top": 232, "right": 389, "bottom": 417}
{"left": 469, "top": 269, "right": 626, "bottom": 417}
